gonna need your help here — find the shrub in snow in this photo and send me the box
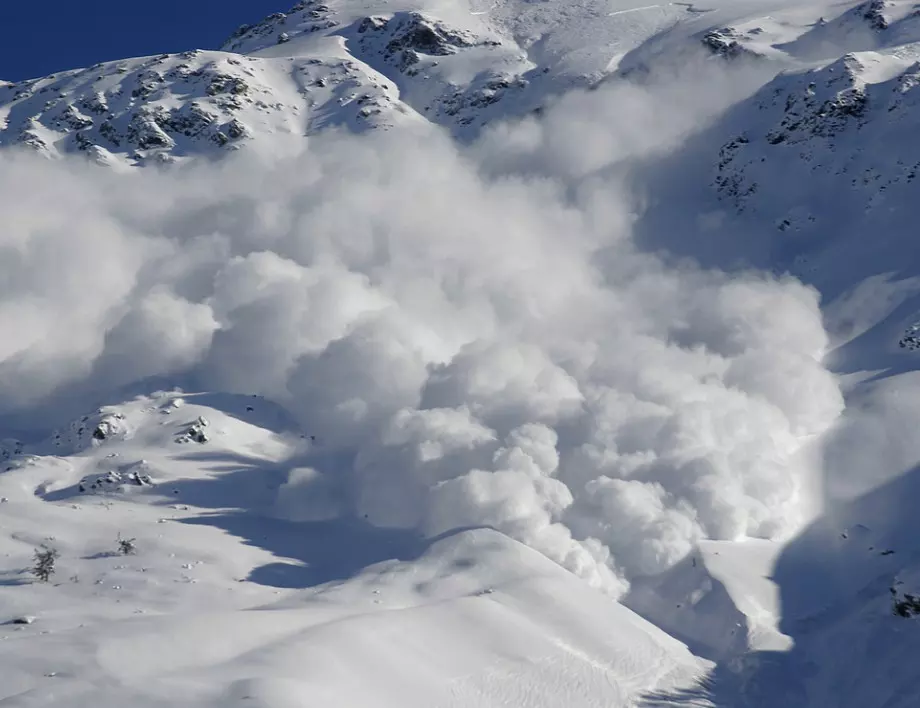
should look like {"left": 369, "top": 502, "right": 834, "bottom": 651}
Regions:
{"left": 32, "top": 546, "right": 59, "bottom": 582}
{"left": 117, "top": 535, "right": 137, "bottom": 555}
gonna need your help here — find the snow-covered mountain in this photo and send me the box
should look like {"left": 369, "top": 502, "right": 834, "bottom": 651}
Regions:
{"left": 0, "top": 392, "right": 714, "bottom": 707}
{"left": 5, "top": 1, "right": 920, "bottom": 707}
{"left": 708, "top": 44, "right": 920, "bottom": 287}
{"left": 0, "top": 1, "right": 539, "bottom": 165}
{"left": 0, "top": 0, "right": 874, "bottom": 166}
{"left": 0, "top": 47, "right": 415, "bottom": 168}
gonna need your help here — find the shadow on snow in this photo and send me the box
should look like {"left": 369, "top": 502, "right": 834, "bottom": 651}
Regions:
{"left": 640, "top": 462, "right": 920, "bottom": 707}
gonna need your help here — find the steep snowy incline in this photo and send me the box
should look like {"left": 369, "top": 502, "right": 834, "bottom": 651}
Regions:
{"left": 222, "top": 0, "right": 848, "bottom": 132}
{"left": 645, "top": 459, "right": 920, "bottom": 708}
{"left": 619, "top": 8, "right": 920, "bottom": 703}
{"left": 0, "top": 48, "right": 415, "bottom": 167}
{"left": 684, "top": 0, "right": 920, "bottom": 63}
{"left": 695, "top": 42, "right": 920, "bottom": 356}
{"left": 714, "top": 46, "right": 920, "bottom": 226}
{"left": 0, "top": 393, "right": 710, "bottom": 708}
{"left": 6, "top": 1, "right": 920, "bottom": 706}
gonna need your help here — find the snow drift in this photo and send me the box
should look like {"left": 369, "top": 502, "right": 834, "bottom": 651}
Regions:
{"left": 0, "top": 63, "right": 843, "bottom": 597}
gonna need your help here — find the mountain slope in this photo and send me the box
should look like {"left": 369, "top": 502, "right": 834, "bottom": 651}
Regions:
{"left": 714, "top": 46, "right": 920, "bottom": 227}
{"left": 5, "top": 1, "right": 920, "bottom": 707}
{"left": 0, "top": 0, "right": 881, "bottom": 165}
{"left": 0, "top": 48, "right": 414, "bottom": 168}
{"left": 0, "top": 393, "right": 710, "bottom": 708}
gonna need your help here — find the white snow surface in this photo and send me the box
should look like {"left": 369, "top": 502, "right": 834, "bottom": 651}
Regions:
{"left": 4, "top": 0, "right": 920, "bottom": 706}
{"left": 0, "top": 393, "right": 708, "bottom": 707}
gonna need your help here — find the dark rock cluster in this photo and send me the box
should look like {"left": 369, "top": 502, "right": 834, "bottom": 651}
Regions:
{"left": 222, "top": 0, "right": 335, "bottom": 53}
{"left": 357, "top": 12, "right": 481, "bottom": 75}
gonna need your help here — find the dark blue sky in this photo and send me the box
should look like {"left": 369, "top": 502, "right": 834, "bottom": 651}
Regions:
{"left": 1, "top": 1, "right": 290, "bottom": 81}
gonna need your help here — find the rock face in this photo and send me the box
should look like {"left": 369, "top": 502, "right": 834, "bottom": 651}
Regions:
{"left": 862, "top": 0, "right": 892, "bottom": 31}
{"left": 701, "top": 28, "right": 765, "bottom": 60}
{"left": 356, "top": 13, "right": 481, "bottom": 74}
{"left": 50, "top": 410, "right": 131, "bottom": 454}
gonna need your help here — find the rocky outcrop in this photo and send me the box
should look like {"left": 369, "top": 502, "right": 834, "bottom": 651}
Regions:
{"left": 701, "top": 28, "right": 764, "bottom": 60}
{"left": 899, "top": 321, "right": 920, "bottom": 350}
{"left": 356, "top": 13, "right": 483, "bottom": 75}
{"left": 222, "top": 1, "right": 335, "bottom": 53}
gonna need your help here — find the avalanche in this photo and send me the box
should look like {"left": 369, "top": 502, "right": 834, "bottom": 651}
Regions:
{"left": 3, "top": 1, "right": 920, "bottom": 707}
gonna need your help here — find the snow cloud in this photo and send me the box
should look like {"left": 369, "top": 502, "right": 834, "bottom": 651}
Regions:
{"left": 0, "top": 64, "right": 843, "bottom": 596}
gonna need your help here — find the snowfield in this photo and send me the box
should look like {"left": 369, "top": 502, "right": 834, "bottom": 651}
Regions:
{"left": 4, "top": 0, "right": 920, "bottom": 706}
{"left": 0, "top": 393, "right": 710, "bottom": 707}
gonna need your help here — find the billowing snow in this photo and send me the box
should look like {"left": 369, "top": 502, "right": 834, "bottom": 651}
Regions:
{"left": 3, "top": 0, "right": 920, "bottom": 706}
{"left": 0, "top": 393, "right": 710, "bottom": 706}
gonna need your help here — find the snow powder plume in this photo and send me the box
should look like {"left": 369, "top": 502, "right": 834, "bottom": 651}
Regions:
{"left": 0, "top": 61, "right": 843, "bottom": 596}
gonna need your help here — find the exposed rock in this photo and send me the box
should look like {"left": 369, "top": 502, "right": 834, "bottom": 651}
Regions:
{"left": 127, "top": 110, "right": 175, "bottom": 150}
{"left": 438, "top": 74, "right": 528, "bottom": 123}
{"left": 78, "top": 468, "right": 152, "bottom": 494}
{"left": 861, "top": 0, "right": 891, "bottom": 31}
{"left": 701, "top": 28, "right": 762, "bottom": 60}
{"left": 899, "top": 322, "right": 920, "bottom": 350}
{"left": 177, "top": 416, "right": 210, "bottom": 444}
{"left": 0, "top": 439, "right": 23, "bottom": 462}
{"left": 222, "top": 1, "right": 335, "bottom": 53}
{"left": 711, "top": 51, "right": 917, "bottom": 215}
{"left": 357, "top": 12, "right": 480, "bottom": 75}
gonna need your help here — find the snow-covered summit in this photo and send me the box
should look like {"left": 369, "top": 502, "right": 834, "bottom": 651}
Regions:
{"left": 221, "top": 0, "right": 340, "bottom": 54}
{"left": 0, "top": 48, "right": 411, "bottom": 168}
{"left": 4, "top": 0, "right": 889, "bottom": 166}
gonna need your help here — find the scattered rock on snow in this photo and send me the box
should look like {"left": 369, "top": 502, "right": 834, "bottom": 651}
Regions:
{"left": 1, "top": 439, "right": 23, "bottom": 462}
{"left": 78, "top": 469, "right": 151, "bottom": 494}
{"left": 899, "top": 321, "right": 920, "bottom": 350}
{"left": 177, "top": 416, "right": 209, "bottom": 444}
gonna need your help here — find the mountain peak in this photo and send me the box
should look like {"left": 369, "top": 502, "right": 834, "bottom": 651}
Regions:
{"left": 222, "top": 0, "right": 335, "bottom": 54}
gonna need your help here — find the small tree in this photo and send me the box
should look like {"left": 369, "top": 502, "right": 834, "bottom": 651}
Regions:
{"left": 116, "top": 535, "right": 137, "bottom": 556}
{"left": 32, "top": 546, "right": 59, "bottom": 582}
